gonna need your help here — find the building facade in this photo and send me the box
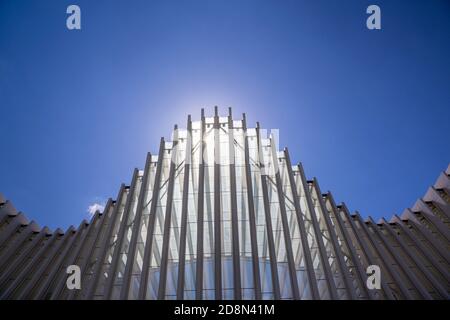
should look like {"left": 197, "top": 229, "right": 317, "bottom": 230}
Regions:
{"left": 0, "top": 108, "right": 449, "bottom": 300}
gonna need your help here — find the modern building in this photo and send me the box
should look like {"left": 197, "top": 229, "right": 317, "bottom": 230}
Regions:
{"left": 0, "top": 108, "right": 449, "bottom": 300}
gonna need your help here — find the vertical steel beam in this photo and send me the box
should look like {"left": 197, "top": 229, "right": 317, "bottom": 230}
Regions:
{"left": 177, "top": 115, "right": 193, "bottom": 299}
{"left": 256, "top": 122, "right": 281, "bottom": 299}
{"left": 158, "top": 126, "right": 179, "bottom": 299}
{"left": 283, "top": 152, "right": 320, "bottom": 299}
{"left": 33, "top": 226, "right": 79, "bottom": 299}
{"left": 195, "top": 109, "right": 206, "bottom": 299}
{"left": 341, "top": 207, "right": 395, "bottom": 299}
{"left": 139, "top": 138, "right": 166, "bottom": 299}
{"left": 64, "top": 212, "right": 103, "bottom": 299}
{"left": 104, "top": 168, "right": 140, "bottom": 299}
{"left": 213, "top": 106, "right": 223, "bottom": 299}
{"left": 242, "top": 113, "right": 262, "bottom": 299}
{"left": 270, "top": 146, "right": 300, "bottom": 299}
{"left": 84, "top": 185, "right": 125, "bottom": 299}
{"left": 70, "top": 200, "right": 114, "bottom": 300}
{"left": 50, "top": 220, "right": 91, "bottom": 299}
{"left": 45, "top": 222, "right": 86, "bottom": 299}
{"left": 325, "top": 193, "right": 375, "bottom": 299}
{"left": 297, "top": 163, "right": 338, "bottom": 299}
{"left": 121, "top": 153, "right": 153, "bottom": 299}
{"left": 227, "top": 108, "right": 242, "bottom": 299}
{"left": 312, "top": 178, "right": 356, "bottom": 299}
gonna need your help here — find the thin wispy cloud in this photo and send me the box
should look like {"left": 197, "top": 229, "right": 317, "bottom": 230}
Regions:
{"left": 87, "top": 202, "right": 105, "bottom": 218}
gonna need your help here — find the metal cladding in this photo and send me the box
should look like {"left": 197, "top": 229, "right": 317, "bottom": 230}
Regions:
{"left": 0, "top": 109, "right": 449, "bottom": 300}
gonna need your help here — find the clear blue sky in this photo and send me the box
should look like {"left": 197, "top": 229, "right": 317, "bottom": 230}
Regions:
{"left": 1, "top": 0, "right": 449, "bottom": 230}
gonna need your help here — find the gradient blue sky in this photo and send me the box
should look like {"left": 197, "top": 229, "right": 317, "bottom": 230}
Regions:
{"left": 1, "top": 0, "right": 449, "bottom": 229}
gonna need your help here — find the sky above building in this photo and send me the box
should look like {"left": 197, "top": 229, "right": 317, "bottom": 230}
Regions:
{"left": 1, "top": 0, "right": 449, "bottom": 229}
